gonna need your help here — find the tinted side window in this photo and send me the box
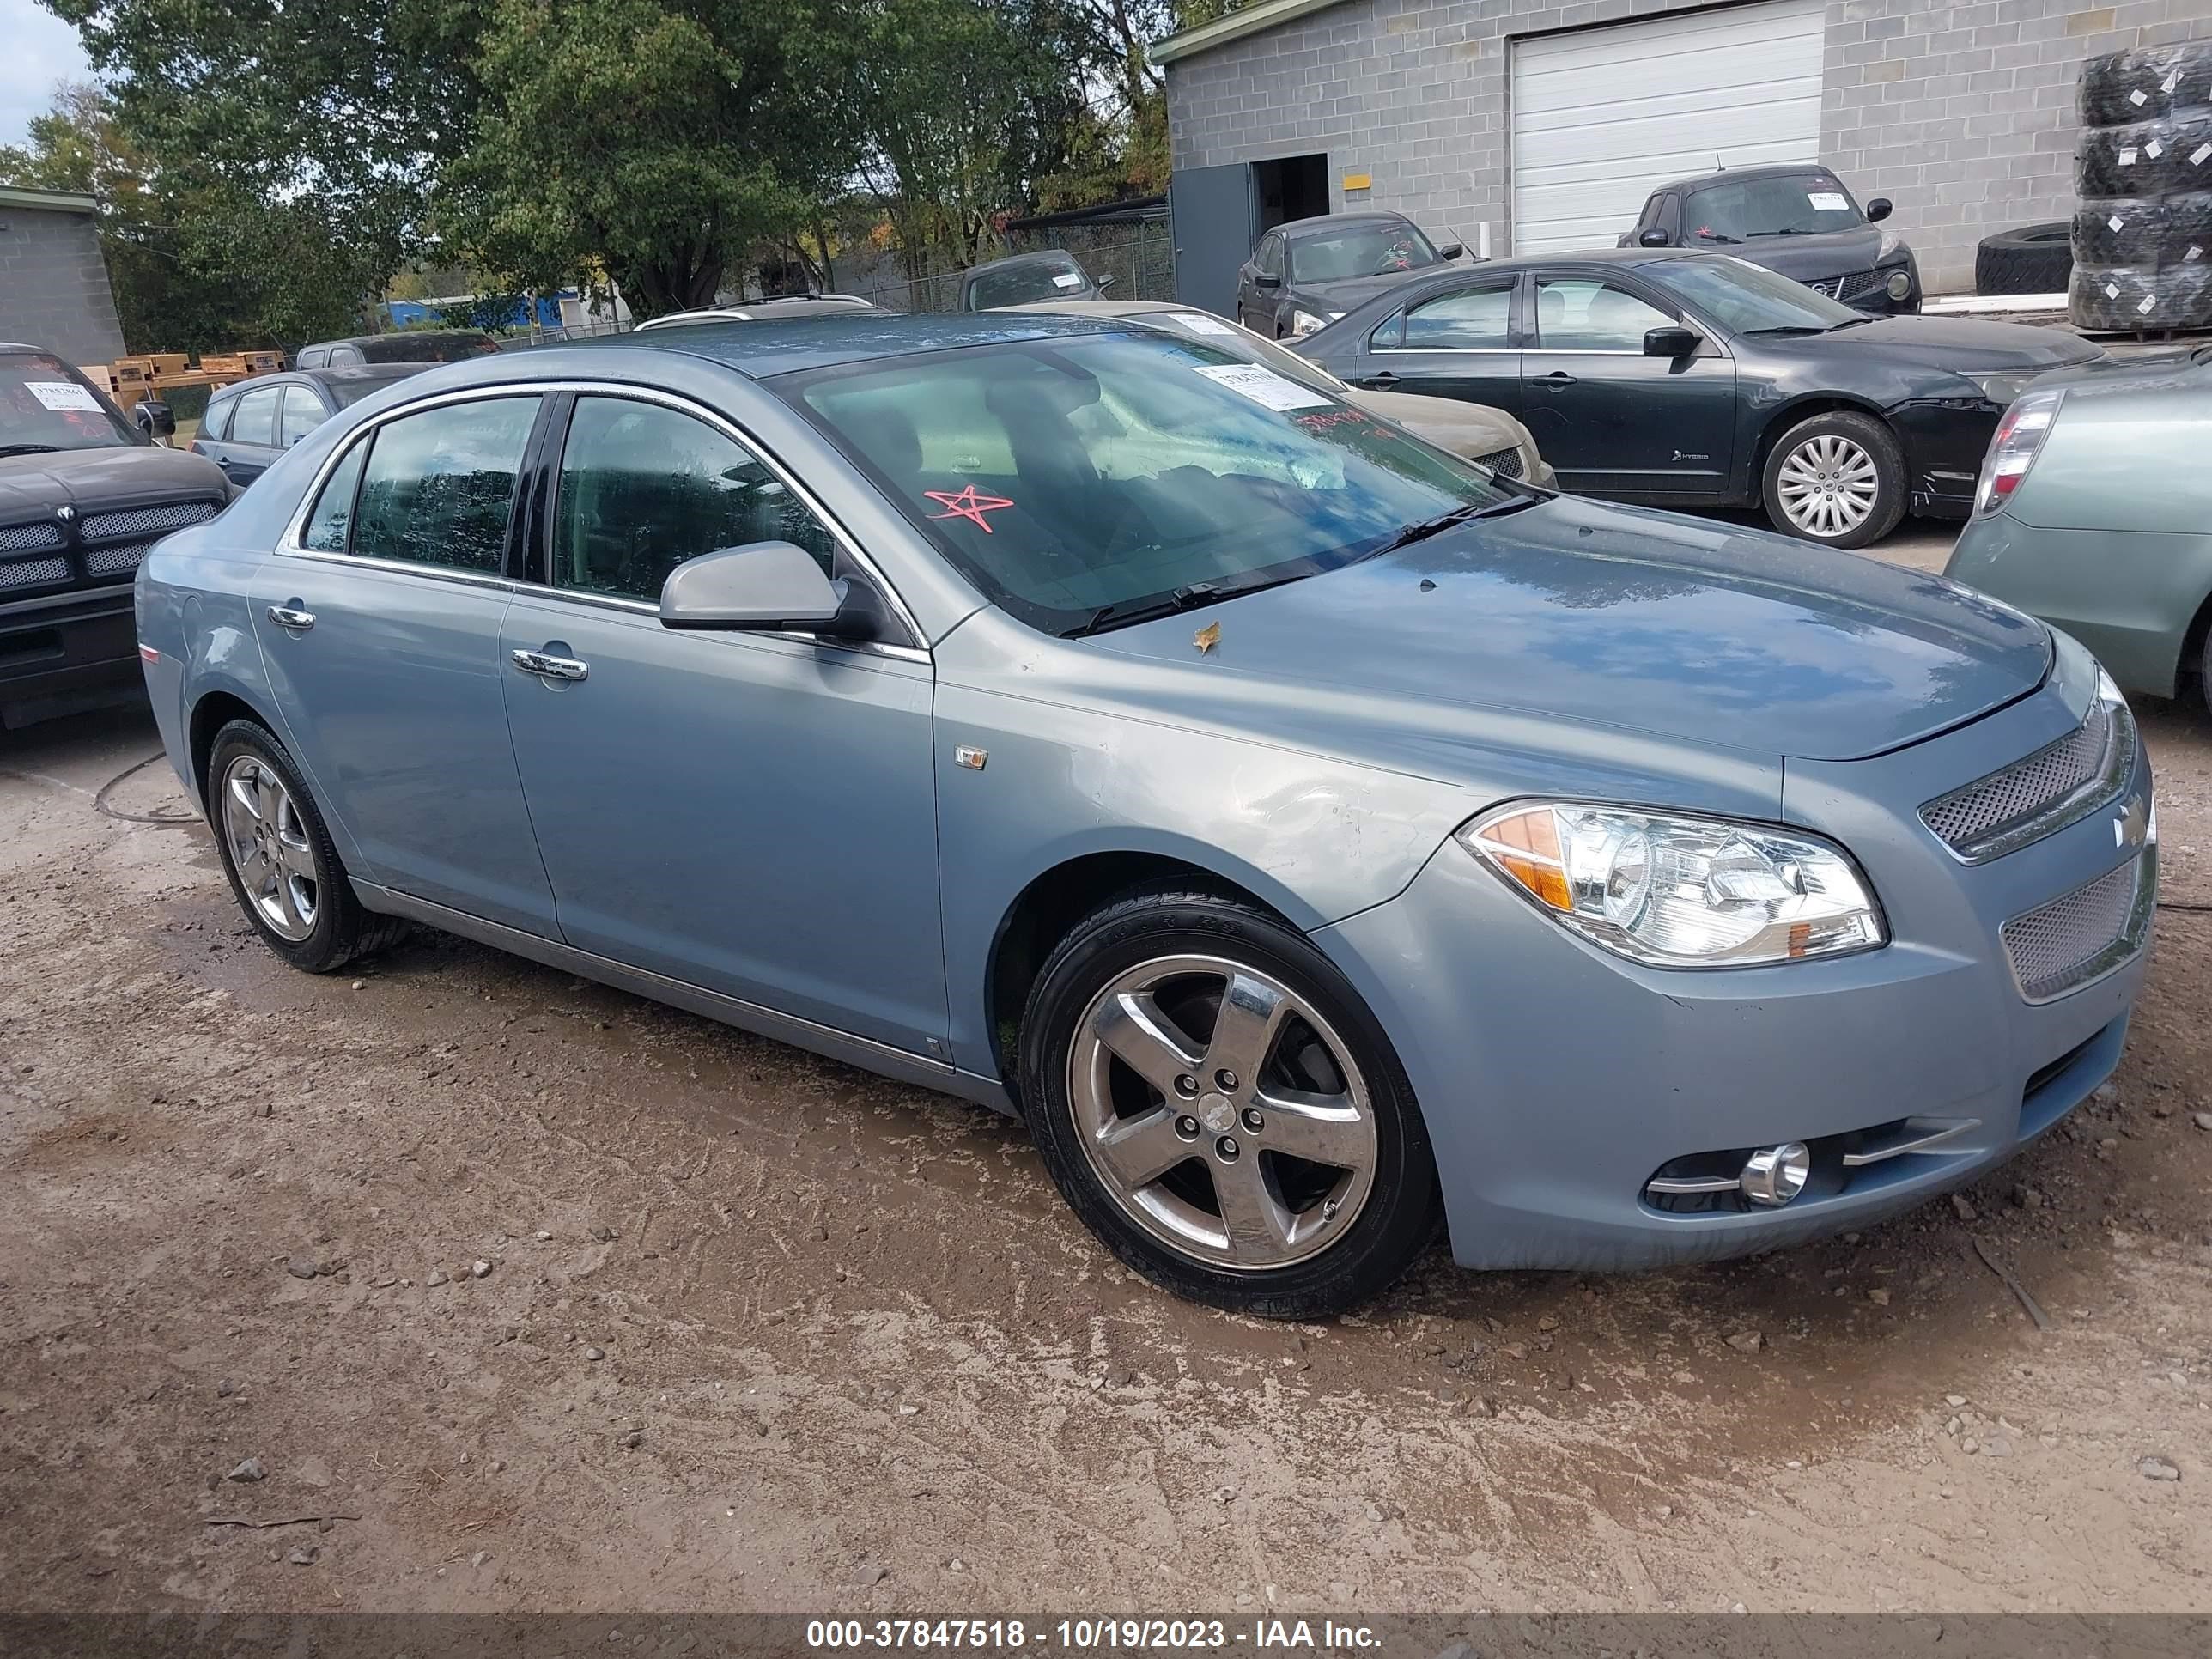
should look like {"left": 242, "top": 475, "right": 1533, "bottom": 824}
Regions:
{"left": 295, "top": 348, "right": 327, "bottom": 368}
{"left": 230, "top": 386, "right": 282, "bottom": 446}
{"left": 279, "top": 387, "right": 326, "bottom": 447}
{"left": 202, "top": 393, "right": 236, "bottom": 441}
{"left": 352, "top": 397, "right": 540, "bottom": 573}
{"left": 1402, "top": 284, "right": 1515, "bottom": 349}
{"left": 1255, "top": 234, "right": 1283, "bottom": 277}
{"left": 300, "top": 440, "right": 368, "bottom": 552}
{"left": 551, "top": 397, "right": 839, "bottom": 603}
{"left": 1534, "top": 278, "right": 1674, "bottom": 350}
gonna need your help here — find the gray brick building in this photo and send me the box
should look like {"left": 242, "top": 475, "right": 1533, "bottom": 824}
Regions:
{"left": 1158, "top": 0, "right": 2209, "bottom": 307}
{"left": 0, "top": 185, "right": 128, "bottom": 368}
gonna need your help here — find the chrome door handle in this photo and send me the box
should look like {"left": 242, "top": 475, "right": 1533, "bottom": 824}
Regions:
{"left": 1531, "top": 371, "right": 1577, "bottom": 389}
{"left": 510, "top": 648, "right": 588, "bottom": 683}
{"left": 266, "top": 605, "right": 315, "bottom": 630}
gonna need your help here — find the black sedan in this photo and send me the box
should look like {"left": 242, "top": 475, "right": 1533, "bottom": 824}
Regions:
{"left": 1297, "top": 248, "right": 2099, "bottom": 547}
{"left": 191, "top": 365, "right": 434, "bottom": 489}
{"left": 1236, "top": 210, "right": 1465, "bottom": 341}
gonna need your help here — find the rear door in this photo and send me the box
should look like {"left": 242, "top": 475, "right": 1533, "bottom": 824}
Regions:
{"left": 1337, "top": 275, "right": 1525, "bottom": 416}
{"left": 205, "top": 383, "right": 285, "bottom": 487}
{"left": 1519, "top": 270, "right": 1737, "bottom": 500}
{"left": 277, "top": 386, "right": 332, "bottom": 456}
{"left": 1171, "top": 161, "right": 1258, "bottom": 319}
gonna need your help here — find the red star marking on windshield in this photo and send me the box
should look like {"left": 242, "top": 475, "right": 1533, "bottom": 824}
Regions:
{"left": 923, "top": 484, "right": 1015, "bottom": 532}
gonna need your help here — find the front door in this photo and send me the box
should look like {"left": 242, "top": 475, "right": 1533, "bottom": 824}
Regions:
{"left": 498, "top": 392, "right": 948, "bottom": 1056}
{"left": 206, "top": 382, "right": 285, "bottom": 488}
{"left": 1340, "top": 276, "right": 1525, "bottom": 414}
{"left": 252, "top": 392, "right": 560, "bottom": 936}
{"left": 1172, "top": 161, "right": 1259, "bottom": 319}
{"left": 1519, "top": 272, "right": 1738, "bottom": 499}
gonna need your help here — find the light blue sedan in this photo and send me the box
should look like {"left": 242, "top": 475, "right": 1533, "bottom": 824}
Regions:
{"left": 135, "top": 314, "right": 2154, "bottom": 1316}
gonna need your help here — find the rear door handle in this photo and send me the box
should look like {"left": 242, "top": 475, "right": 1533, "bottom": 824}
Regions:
{"left": 1530, "top": 371, "right": 1577, "bottom": 389}
{"left": 265, "top": 605, "right": 315, "bottom": 630}
{"left": 511, "top": 648, "right": 588, "bottom": 683}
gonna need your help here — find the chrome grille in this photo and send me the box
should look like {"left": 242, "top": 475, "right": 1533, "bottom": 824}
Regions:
{"left": 0, "top": 556, "right": 70, "bottom": 589}
{"left": 1921, "top": 698, "right": 2132, "bottom": 863}
{"left": 83, "top": 540, "right": 156, "bottom": 578}
{"left": 0, "top": 521, "right": 65, "bottom": 553}
{"left": 1474, "top": 447, "right": 1524, "bottom": 480}
{"left": 80, "top": 500, "right": 216, "bottom": 542}
{"left": 2001, "top": 851, "right": 2154, "bottom": 1004}
{"left": 1805, "top": 270, "right": 1882, "bottom": 302}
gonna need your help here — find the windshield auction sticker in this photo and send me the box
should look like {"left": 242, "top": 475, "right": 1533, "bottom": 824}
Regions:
{"left": 1170, "top": 312, "right": 1242, "bottom": 337}
{"left": 1191, "top": 362, "right": 1331, "bottom": 412}
{"left": 24, "top": 380, "right": 105, "bottom": 413}
{"left": 1805, "top": 191, "right": 1850, "bottom": 211}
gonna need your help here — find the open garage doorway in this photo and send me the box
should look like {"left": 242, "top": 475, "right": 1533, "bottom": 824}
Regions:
{"left": 1254, "top": 154, "right": 1328, "bottom": 233}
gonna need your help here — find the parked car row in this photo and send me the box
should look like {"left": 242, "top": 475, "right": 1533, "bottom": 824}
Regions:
{"left": 124, "top": 305, "right": 2163, "bottom": 1319}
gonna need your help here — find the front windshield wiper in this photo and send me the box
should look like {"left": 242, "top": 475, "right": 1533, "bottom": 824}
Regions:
{"left": 1747, "top": 228, "right": 1828, "bottom": 237}
{"left": 1066, "top": 572, "right": 1313, "bottom": 639}
{"left": 0, "top": 443, "right": 64, "bottom": 458}
{"left": 1826, "top": 315, "right": 1879, "bottom": 331}
{"left": 1362, "top": 492, "right": 1542, "bottom": 560}
{"left": 1741, "top": 325, "right": 1829, "bottom": 337}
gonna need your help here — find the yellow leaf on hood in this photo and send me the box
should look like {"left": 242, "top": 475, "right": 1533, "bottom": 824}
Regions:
{"left": 1194, "top": 622, "right": 1221, "bottom": 653}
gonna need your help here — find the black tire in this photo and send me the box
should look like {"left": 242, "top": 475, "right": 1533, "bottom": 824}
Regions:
{"left": 205, "top": 718, "right": 408, "bottom": 973}
{"left": 1977, "top": 222, "right": 2074, "bottom": 295}
{"left": 2078, "top": 42, "right": 2212, "bottom": 127}
{"left": 2076, "top": 114, "right": 2212, "bottom": 198}
{"left": 1759, "top": 409, "right": 1907, "bottom": 550}
{"left": 2072, "top": 199, "right": 2168, "bottom": 266}
{"left": 1018, "top": 884, "right": 1441, "bottom": 1318}
{"left": 2070, "top": 263, "right": 2212, "bottom": 331}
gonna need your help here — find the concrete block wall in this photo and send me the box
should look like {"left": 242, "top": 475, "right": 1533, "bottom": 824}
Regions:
{"left": 0, "top": 204, "right": 128, "bottom": 367}
{"left": 1164, "top": 0, "right": 2209, "bottom": 294}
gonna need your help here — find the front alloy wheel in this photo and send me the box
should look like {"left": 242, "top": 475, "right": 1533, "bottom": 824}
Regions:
{"left": 1760, "top": 410, "right": 1906, "bottom": 549}
{"left": 1021, "top": 885, "right": 1439, "bottom": 1317}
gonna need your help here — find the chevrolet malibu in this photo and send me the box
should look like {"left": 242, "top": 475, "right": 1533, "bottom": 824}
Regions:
{"left": 136, "top": 314, "right": 2154, "bottom": 1317}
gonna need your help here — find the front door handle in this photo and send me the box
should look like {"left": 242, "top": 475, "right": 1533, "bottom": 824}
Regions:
{"left": 511, "top": 648, "right": 588, "bottom": 683}
{"left": 265, "top": 605, "right": 315, "bottom": 630}
{"left": 1364, "top": 370, "right": 1401, "bottom": 387}
{"left": 1530, "top": 371, "right": 1577, "bottom": 389}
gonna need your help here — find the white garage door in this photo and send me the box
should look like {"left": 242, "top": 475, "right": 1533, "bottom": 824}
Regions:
{"left": 1511, "top": 0, "right": 1826, "bottom": 256}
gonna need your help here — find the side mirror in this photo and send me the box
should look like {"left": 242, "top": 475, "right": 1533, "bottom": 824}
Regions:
{"left": 134, "top": 399, "right": 177, "bottom": 439}
{"left": 1866, "top": 197, "right": 1893, "bottom": 222}
{"left": 1638, "top": 228, "right": 1671, "bottom": 247}
{"left": 1643, "top": 325, "right": 1698, "bottom": 359}
{"left": 1254, "top": 272, "right": 1282, "bottom": 290}
{"left": 1437, "top": 241, "right": 1465, "bottom": 260}
{"left": 1095, "top": 271, "right": 1115, "bottom": 291}
{"left": 659, "top": 541, "right": 874, "bottom": 641}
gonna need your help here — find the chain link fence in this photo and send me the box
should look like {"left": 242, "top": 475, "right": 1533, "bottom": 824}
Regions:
{"left": 859, "top": 219, "right": 1176, "bottom": 313}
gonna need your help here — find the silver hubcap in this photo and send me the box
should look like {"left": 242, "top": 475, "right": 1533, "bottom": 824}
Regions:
{"left": 222, "top": 756, "right": 319, "bottom": 941}
{"left": 1777, "top": 433, "right": 1880, "bottom": 538}
{"left": 1068, "top": 954, "right": 1377, "bottom": 1273}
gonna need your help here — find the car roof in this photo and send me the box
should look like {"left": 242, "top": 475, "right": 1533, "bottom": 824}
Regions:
{"left": 301, "top": 329, "right": 494, "bottom": 349}
{"left": 540, "top": 310, "right": 1139, "bottom": 379}
{"left": 1276, "top": 211, "right": 1416, "bottom": 237}
{"left": 1000, "top": 299, "right": 1190, "bottom": 319}
{"left": 1652, "top": 161, "right": 1844, "bottom": 195}
{"left": 643, "top": 299, "right": 881, "bottom": 326}
{"left": 963, "top": 250, "right": 1085, "bottom": 278}
{"left": 215, "top": 365, "right": 429, "bottom": 394}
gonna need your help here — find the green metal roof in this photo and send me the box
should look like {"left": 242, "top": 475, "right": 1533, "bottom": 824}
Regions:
{"left": 0, "top": 185, "right": 98, "bottom": 214}
{"left": 1150, "top": 0, "right": 1351, "bottom": 66}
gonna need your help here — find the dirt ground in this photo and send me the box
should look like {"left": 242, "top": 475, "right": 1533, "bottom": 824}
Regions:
{"left": 3, "top": 544, "right": 2209, "bottom": 1616}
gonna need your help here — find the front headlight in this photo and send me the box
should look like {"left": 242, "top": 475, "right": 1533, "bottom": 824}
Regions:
{"left": 1457, "top": 802, "right": 1887, "bottom": 968}
{"left": 1877, "top": 228, "right": 1903, "bottom": 262}
{"left": 1287, "top": 307, "right": 1336, "bottom": 337}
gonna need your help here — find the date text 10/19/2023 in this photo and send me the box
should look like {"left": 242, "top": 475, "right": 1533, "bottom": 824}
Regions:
{"left": 805, "top": 1619, "right": 1384, "bottom": 1651}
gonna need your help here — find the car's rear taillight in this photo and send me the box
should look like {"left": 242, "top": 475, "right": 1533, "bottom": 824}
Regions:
{"left": 1976, "top": 388, "right": 2064, "bottom": 517}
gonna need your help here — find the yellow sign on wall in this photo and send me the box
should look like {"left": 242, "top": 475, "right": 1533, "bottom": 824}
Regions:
{"left": 1342, "top": 173, "right": 1372, "bottom": 191}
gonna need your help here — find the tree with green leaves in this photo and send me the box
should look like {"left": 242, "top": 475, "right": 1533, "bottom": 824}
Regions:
{"left": 443, "top": 0, "right": 861, "bottom": 318}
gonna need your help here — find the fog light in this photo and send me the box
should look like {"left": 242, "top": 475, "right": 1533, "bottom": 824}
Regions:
{"left": 1886, "top": 269, "right": 1911, "bottom": 301}
{"left": 1740, "top": 1142, "right": 1811, "bottom": 1207}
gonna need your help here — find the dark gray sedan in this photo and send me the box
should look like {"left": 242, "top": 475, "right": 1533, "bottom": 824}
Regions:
{"left": 1298, "top": 248, "right": 2097, "bottom": 547}
{"left": 1235, "top": 210, "right": 1465, "bottom": 341}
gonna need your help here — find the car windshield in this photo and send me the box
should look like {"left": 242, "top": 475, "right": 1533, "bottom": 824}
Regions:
{"left": 1138, "top": 311, "right": 1350, "bottom": 395}
{"left": 1644, "top": 256, "right": 1860, "bottom": 333}
{"left": 786, "top": 332, "right": 1510, "bottom": 635}
{"left": 969, "top": 258, "right": 1090, "bottom": 309}
{"left": 0, "top": 353, "right": 138, "bottom": 453}
{"left": 1686, "top": 174, "right": 1864, "bottom": 242}
{"left": 1290, "top": 223, "right": 1441, "bottom": 283}
{"left": 358, "top": 333, "right": 501, "bottom": 363}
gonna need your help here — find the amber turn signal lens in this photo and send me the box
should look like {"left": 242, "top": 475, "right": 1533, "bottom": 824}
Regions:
{"left": 1474, "top": 808, "right": 1573, "bottom": 912}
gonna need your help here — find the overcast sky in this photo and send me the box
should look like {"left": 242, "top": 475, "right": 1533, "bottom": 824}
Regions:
{"left": 1, "top": 0, "right": 93, "bottom": 149}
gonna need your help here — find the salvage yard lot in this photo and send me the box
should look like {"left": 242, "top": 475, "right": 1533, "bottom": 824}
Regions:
{"left": 3, "top": 532, "right": 2209, "bottom": 1614}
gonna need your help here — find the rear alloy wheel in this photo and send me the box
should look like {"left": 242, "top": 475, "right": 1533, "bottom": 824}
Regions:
{"left": 1762, "top": 411, "right": 1905, "bottom": 549}
{"left": 1021, "top": 887, "right": 1439, "bottom": 1316}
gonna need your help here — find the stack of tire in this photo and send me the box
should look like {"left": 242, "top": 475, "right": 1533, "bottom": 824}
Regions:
{"left": 2071, "top": 40, "right": 2212, "bottom": 333}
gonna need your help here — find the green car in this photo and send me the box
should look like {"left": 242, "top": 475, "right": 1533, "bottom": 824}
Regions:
{"left": 1947, "top": 343, "right": 2212, "bottom": 708}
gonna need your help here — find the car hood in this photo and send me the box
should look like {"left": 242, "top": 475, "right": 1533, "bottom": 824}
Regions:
{"left": 1719, "top": 225, "right": 1898, "bottom": 279}
{"left": 0, "top": 444, "right": 229, "bottom": 520}
{"left": 1085, "top": 494, "right": 2051, "bottom": 763}
{"left": 1792, "top": 315, "right": 2103, "bottom": 374}
{"left": 1342, "top": 389, "right": 1525, "bottom": 452}
{"left": 1288, "top": 264, "right": 1462, "bottom": 315}
{"left": 2024, "top": 344, "right": 2212, "bottom": 397}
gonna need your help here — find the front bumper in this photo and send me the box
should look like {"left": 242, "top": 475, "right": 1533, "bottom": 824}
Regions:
{"left": 0, "top": 585, "right": 143, "bottom": 723}
{"left": 1894, "top": 398, "right": 2001, "bottom": 519}
{"left": 1313, "top": 659, "right": 2153, "bottom": 1272}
